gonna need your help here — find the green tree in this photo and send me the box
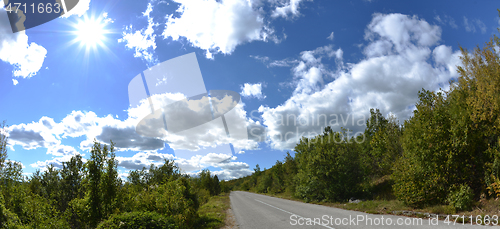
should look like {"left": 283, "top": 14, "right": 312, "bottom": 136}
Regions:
{"left": 369, "top": 114, "right": 403, "bottom": 176}
{"left": 60, "top": 154, "right": 84, "bottom": 213}
{"left": 87, "top": 140, "right": 116, "bottom": 227}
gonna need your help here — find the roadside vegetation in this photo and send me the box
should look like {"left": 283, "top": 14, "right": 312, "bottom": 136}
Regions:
{"left": 0, "top": 128, "right": 231, "bottom": 228}
{"left": 227, "top": 10, "right": 500, "bottom": 220}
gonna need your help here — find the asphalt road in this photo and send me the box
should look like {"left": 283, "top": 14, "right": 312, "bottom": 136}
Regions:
{"left": 230, "top": 191, "right": 492, "bottom": 229}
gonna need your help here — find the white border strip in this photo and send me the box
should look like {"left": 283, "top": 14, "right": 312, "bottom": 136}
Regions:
{"left": 59, "top": 0, "right": 68, "bottom": 14}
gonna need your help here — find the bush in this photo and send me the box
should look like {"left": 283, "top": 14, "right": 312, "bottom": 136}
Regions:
{"left": 197, "top": 188, "right": 211, "bottom": 206}
{"left": 447, "top": 184, "right": 474, "bottom": 212}
{"left": 97, "top": 211, "right": 178, "bottom": 229}
{"left": 0, "top": 193, "right": 26, "bottom": 229}
{"left": 127, "top": 178, "right": 199, "bottom": 227}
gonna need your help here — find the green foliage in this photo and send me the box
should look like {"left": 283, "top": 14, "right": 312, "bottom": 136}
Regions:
{"left": 447, "top": 184, "right": 474, "bottom": 212}
{"left": 392, "top": 90, "right": 450, "bottom": 207}
{"left": 198, "top": 169, "right": 221, "bottom": 196}
{"left": 64, "top": 196, "right": 90, "bottom": 229}
{"left": 196, "top": 188, "right": 211, "bottom": 205}
{"left": 368, "top": 113, "right": 403, "bottom": 176}
{"left": 0, "top": 127, "right": 233, "bottom": 229}
{"left": 294, "top": 128, "right": 365, "bottom": 202}
{"left": 220, "top": 180, "right": 229, "bottom": 193}
{"left": 125, "top": 178, "right": 198, "bottom": 227}
{"left": 96, "top": 211, "right": 177, "bottom": 229}
{"left": 0, "top": 192, "right": 25, "bottom": 229}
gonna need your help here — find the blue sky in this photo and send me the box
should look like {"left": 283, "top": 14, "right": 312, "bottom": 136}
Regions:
{"left": 1, "top": 0, "right": 499, "bottom": 180}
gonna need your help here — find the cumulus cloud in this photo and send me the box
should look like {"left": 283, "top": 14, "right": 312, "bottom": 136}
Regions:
{"left": 163, "top": 0, "right": 276, "bottom": 59}
{"left": 271, "top": 0, "right": 310, "bottom": 19}
{"left": 180, "top": 152, "right": 252, "bottom": 179}
{"left": 0, "top": 8, "right": 47, "bottom": 80}
{"left": 116, "top": 151, "right": 175, "bottom": 170}
{"left": 292, "top": 44, "right": 343, "bottom": 94}
{"left": 11, "top": 94, "right": 260, "bottom": 178}
{"left": 119, "top": 3, "right": 158, "bottom": 63}
{"left": 7, "top": 119, "right": 61, "bottom": 150}
{"left": 213, "top": 167, "right": 253, "bottom": 180}
{"left": 258, "top": 13, "right": 461, "bottom": 150}
{"left": 241, "top": 83, "right": 266, "bottom": 99}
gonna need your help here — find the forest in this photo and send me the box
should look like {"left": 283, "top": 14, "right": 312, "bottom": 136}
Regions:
{"left": 227, "top": 18, "right": 500, "bottom": 212}
{"left": 0, "top": 134, "right": 230, "bottom": 228}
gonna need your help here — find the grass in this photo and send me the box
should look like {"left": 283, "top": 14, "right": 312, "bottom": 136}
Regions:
{"left": 196, "top": 193, "right": 231, "bottom": 229}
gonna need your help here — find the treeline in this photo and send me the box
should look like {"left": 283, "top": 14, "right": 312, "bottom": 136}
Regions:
{"left": 0, "top": 136, "right": 225, "bottom": 228}
{"left": 228, "top": 23, "right": 500, "bottom": 211}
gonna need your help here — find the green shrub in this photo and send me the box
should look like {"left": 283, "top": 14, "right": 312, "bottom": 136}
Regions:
{"left": 197, "top": 188, "right": 211, "bottom": 206}
{"left": 447, "top": 184, "right": 474, "bottom": 212}
{"left": 97, "top": 211, "right": 177, "bottom": 229}
{"left": 127, "top": 178, "right": 198, "bottom": 227}
{"left": 0, "top": 193, "right": 26, "bottom": 229}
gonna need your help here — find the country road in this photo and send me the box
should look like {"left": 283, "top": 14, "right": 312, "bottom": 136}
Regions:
{"left": 230, "top": 191, "right": 491, "bottom": 229}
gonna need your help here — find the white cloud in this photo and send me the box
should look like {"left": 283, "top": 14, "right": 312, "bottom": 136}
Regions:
{"left": 258, "top": 13, "right": 460, "bottom": 150}
{"left": 59, "top": 0, "right": 91, "bottom": 18}
{"left": 115, "top": 151, "right": 251, "bottom": 180}
{"left": 292, "top": 44, "right": 343, "bottom": 94}
{"left": 163, "top": 0, "right": 276, "bottom": 59}
{"left": 271, "top": 0, "right": 310, "bottom": 19}
{"left": 241, "top": 83, "right": 266, "bottom": 99}
{"left": 327, "top": 32, "right": 334, "bottom": 41}
{"left": 212, "top": 167, "right": 253, "bottom": 180}
{"left": 474, "top": 19, "right": 487, "bottom": 34}
{"left": 7, "top": 119, "right": 61, "bottom": 150}
{"left": 116, "top": 151, "right": 175, "bottom": 170}
{"left": 119, "top": 3, "right": 158, "bottom": 63}
{"left": 463, "top": 17, "right": 487, "bottom": 34}
{"left": 14, "top": 95, "right": 262, "bottom": 175}
{"left": 434, "top": 15, "right": 457, "bottom": 29}
{"left": 464, "top": 16, "right": 475, "bottom": 33}
{"left": 12, "top": 79, "right": 18, "bottom": 85}
{"left": 0, "top": 8, "right": 47, "bottom": 80}
{"left": 181, "top": 152, "right": 251, "bottom": 179}
{"left": 250, "top": 55, "right": 299, "bottom": 67}
{"left": 46, "top": 144, "right": 80, "bottom": 157}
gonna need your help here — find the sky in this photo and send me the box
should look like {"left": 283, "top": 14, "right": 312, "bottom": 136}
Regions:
{"left": 1, "top": 0, "right": 499, "bottom": 180}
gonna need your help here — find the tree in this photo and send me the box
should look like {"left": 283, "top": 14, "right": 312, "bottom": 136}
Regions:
{"left": 392, "top": 89, "right": 451, "bottom": 206}
{"left": 60, "top": 154, "right": 84, "bottom": 212}
{"left": 87, "top": 140, "right": 118, "bottom": 227}
{"left": 294, "top": 128, "right": 364, "bottom": 202}
{"left": 212, "top": 175, "right": 221, "bottom": 196}
{"left": 102, "top": 143, "right": 119, "bottom": 218}
{"left": 369, "top": 114, "right": 403, "bottom": 176}
{"left": 0, "top": 121, "right": 6, "bottom": 172}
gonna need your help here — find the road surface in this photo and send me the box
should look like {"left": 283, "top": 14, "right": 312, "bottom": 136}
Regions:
{"left": 230, "top": 191, "right": 491, "bottom": 228}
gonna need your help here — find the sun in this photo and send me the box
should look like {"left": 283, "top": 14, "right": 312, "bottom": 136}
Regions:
{"left": 71, "top": 14, "right": 111, "bottom": 51}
